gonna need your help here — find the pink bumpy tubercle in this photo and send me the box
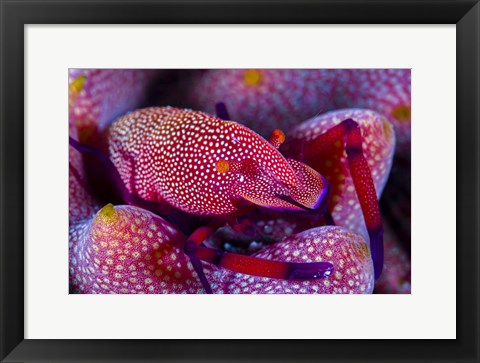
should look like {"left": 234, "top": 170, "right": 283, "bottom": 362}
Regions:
{"left": 69, "top": 204, "right": 375, "bottom": 294}
{"left": 217, "top": 226, "right": 374, "bottom": 294}
{"left": 374, "top": 220, "right": 411, "bottom": 294}
{"left": 333, "top": 69, "right": 411, "bottom": 152}
{"left": 185, "top": 69, "right": 336, "bottom": 137}
{"left": 69, "top": 114, "right": 101, "bottom": 225}
{"left": 69, "top": 69, "right": 158, "bottom": 144}
{"left": 184, "top": 69, "right": 410, "bottom": 153}
{"left": 285, "top": 109, "right": 396, "bottom": 240}
{"left": 69, "top": 204, "right": 217, "bottom": 294}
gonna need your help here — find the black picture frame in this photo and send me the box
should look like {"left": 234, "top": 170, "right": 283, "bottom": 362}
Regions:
{"left": 1, "top": 1, "right": 478, "bottom": 362}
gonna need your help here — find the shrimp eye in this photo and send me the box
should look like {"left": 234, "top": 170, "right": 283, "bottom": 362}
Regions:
{"left": 216, "top": 160, "right": 230, "bottom": 173}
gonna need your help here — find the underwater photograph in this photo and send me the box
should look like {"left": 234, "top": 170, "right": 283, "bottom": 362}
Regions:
{"left": 69, "top": 69, "right": 411, "bottom": 294}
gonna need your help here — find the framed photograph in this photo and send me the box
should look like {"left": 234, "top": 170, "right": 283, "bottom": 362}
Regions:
{"left": 1, "top": 0, "right": 478, "bottom": 362}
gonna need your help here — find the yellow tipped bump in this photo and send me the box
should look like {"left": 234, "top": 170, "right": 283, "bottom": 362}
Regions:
{"left": 69, "top": 75, "right": 87, "bottom": 94}
{"left": 216, "top": 160, "right": 230, "bottom": 173}
{"left": 69, "top": 75, "right": 87, "bottom": 109}
{"left": 243, "top": 69, "right": 262, "bottom": 86}
{"left": 392, "top": 105, "right": 411, "bottom": 122}
{"left": 382, "top": 118, "right": 394, "bottom": 140}
{"left": 357, "top": 241, "right": 371, "bottom": 259}
{"left": 97, "top": 203, "right": 117, "bottom": 223}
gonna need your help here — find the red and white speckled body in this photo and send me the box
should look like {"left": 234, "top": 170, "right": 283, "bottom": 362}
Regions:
{"left": 107, "top": 107, "right": 326, "bottom": 216}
